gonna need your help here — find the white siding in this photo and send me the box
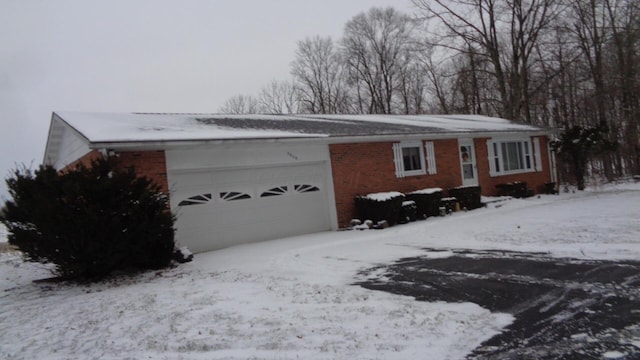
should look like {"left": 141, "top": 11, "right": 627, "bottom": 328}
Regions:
{"left": 45, "top": 117, "right": 91, "bottom": 170}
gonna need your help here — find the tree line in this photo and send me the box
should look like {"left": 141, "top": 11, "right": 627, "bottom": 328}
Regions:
{"left": 219, "top": 1, "right": 639, "bottom": 180}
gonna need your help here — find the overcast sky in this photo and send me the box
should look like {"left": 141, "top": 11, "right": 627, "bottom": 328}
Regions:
{"left": 0, "top": 0, "right": 415, "bottom": 200}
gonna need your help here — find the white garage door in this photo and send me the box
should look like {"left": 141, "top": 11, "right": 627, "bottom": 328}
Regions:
{"left": 170, "top": 163, "right": 331, "bottom": 253}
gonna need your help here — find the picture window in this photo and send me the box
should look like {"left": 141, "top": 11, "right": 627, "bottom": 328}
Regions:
{"left": 489, "top": 139, "right": 534, "bottom": 175}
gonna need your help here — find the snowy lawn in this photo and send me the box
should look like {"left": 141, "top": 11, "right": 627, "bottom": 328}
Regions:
{"left": 1, "top": 183, "right": 639, "bottom": 359}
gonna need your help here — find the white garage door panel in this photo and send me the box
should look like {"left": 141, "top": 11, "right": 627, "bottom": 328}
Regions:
{"left": 170, "top": 163, "right": 330, "bottom": 252}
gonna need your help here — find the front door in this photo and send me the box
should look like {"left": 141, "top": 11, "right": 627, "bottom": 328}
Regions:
{"left": 459, "top": 139, "right": 478, "bottom": 187}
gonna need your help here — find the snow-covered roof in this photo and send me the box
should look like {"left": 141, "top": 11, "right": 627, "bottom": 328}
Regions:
{"left": 52, "top": 111, "right": 549, "bottom": 144}
{"left": 44, "top": 111, "right": 553, "bottom": 168}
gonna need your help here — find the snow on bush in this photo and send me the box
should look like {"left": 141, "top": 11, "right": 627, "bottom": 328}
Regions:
{"left": 355, "top": 192, "right": 405, "bottom": 226}
{"left": 408, "top": 187, "right": 443, "bottom": 195}
{"left": 362, "top": 191, "right": 404, "bottom": 202}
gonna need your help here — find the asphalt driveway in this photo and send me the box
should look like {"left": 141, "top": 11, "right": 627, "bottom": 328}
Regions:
{"left": 357, "top": 249, "right": 640, "bottom": 359}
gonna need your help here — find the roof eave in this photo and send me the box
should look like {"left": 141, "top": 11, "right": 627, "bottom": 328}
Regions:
{"left": 324, "top": 129, "right": 555, "bottom": 144}
{"left": 86, "top": 128, "right": 555, "bottom": 151}
{"left": 87, "top": 135, "right": 329, "bottom": 151}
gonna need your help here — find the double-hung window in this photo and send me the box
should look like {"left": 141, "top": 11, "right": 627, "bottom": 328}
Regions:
{"left": 488, "top": 137, "right": 541, "bottom": 176}
{"left": 393, "top": 141, "right": 437, "bottom": 178}
{"left": 402, "top": 146, "right": 422, "bottom": 172}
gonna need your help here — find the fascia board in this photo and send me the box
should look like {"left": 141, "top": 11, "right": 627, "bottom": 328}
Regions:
{"left": 86, "top": 129, "right": 555, "bottom": 151}
{"left": 323, "top": 130, "right": 555, "bottom": 144}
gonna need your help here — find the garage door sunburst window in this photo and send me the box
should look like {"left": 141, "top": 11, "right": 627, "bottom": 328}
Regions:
{"left": 220, "top": 191, "right": 252, "bottom": 201}
{"left": 178, "top": 193, "right": 212, "bottom": 206}
{"left": 261, "top": 186, "right": 288, "bottom": 197}
{"left": 294, "top": 184, "right": 319, "bottom": 193}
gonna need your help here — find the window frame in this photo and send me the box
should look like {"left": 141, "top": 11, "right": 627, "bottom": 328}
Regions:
{"left": 488, "top": 137, "right": 535, "bottom": 176}
{"left": 402, "top": 145, "right": 424, "bottom": 174}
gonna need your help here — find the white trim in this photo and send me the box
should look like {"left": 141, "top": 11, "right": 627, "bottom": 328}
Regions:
{"left": 425, "top": 141, "right": 437, "bottom": 175}
{"left": 323, "top": 157, "right": 339, "bottom": 231}
{"left": 487, "top": 139, "right": 497, "bottom": 177}
{"left": 533, "top": 137, "right": 542, "bottom": 172}
{"left": 392, "top": 143, "right": 404, "bottom": 178}
{"left": 549, "top": 141, "right": 557, "bottom": 184}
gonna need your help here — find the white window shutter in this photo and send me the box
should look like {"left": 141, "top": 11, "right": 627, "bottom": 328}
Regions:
{"left": 487, "top": 139, "right": 497, "bottom": 177}
{"left": 392, "top": 143, "right": 404, "bottom": 178}
{"left": 533, "top": 137, "right": 542, "bottom": 171}
{"left": 425, "top": 141, "right": 437, "bottom": 175}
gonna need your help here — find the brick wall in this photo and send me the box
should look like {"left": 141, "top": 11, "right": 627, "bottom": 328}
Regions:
{"left": 114, "top": 151, "right": 170, "bottom": 194}
{"left": 329, "top": 136, "right": 554, "bottom": 227}
{"left": 62, "top": 149, "right": 170, "bottom": 195}
{"left": 330, "top": 140, "right": 463, "bottom": 227}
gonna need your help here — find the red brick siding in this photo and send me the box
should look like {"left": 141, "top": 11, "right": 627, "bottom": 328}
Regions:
{"left": 62, "top": 150, "right": 170, "bottom": 195}
{"left": 330, "top": 136, "right": 553, "bottom": 227}
{"left": 330, "top": 140, "right": 463, "bottom": 227}
{"left": 115, "top": 151, "right": 170, "bottom": 194}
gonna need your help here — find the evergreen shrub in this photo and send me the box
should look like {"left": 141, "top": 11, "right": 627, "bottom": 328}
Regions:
{"left": 0, "top": 158, "right": 176, "bottom": 280}
{"left": 354, "top": 192, "right": 404, "bottom": 226}
{"left": 406, "top": 188, "right": 443, "bottom": 217}
{"left": 398, "top": 201, "right": 418, "bottom": 224}
{"left": 448, "top": 186, "right": 482, "bottom": 210}
{"left": 496, "top": 182, "right": 533, "bottom": 198}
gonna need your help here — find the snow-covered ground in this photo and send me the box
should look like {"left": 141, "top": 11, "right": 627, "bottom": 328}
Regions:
{"left": 1, "top": 183, "right": 639, "bottom": 359}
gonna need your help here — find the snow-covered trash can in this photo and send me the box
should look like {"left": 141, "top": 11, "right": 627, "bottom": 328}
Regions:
{"left": 354, "top": 191, "right": 405, "bottom": 226}
{"left": 406, "top": 188, "right": 443, "bottom": 218}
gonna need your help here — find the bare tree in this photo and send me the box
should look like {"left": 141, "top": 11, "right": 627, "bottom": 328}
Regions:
{"left": 341, "top": 7, "right": 418, "bottom": 114}
{"left": 603, "top": 0, "right": 640, "bottom": 175}
{"left": 258, "top": 80, "right": 300, "bottom": 114}
{"left": 218, "top": 94, "right": 261, "bottom": 114}
{"left": 412, "top": 0, "right": 510, "bottom": 116}
{"left": 291, "top": 36, "right": 349, "bottom": 113}
{"left": 421, "top": 52, "right": 452, "bottom": 114}
{"left": 412, "top": 0, "right": 561, "bottom": 123}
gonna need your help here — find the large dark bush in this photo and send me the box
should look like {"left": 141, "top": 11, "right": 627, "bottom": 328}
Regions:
{"left": 406, "top": 188, "right": 443, "bottom": 218}
{"left": 0, "top": 157, "right": 175, "bottom": 280}
{"left": 495, "top": 182, "right": 533, "bottom": 198}
{"left": 354, "top": 192, "right": 404, "bottom": 226}
{"left": 398, "top": 200, "right": 418, "bottom": 224}
{"left": 448, "top": 186, "right": 482, "bottom": 210}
